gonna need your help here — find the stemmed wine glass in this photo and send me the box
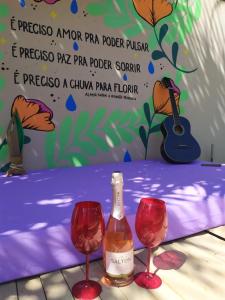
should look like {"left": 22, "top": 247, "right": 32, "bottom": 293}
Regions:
{"left": 71, "top": 201, "right": 105, "bottom": 299}
{"left": 134, "top": 197, "right": 168, "bottom": 289}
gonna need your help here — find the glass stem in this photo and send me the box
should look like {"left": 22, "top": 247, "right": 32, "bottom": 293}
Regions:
{"left": 86, "top": 254, "right": 89, "bottom": 281}
{"left": 147, "top": 248, "right": 151, "bottom": 273}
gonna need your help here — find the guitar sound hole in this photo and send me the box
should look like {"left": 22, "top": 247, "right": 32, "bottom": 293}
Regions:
{"left": 174, "top": 125, "right": 184, "bottom": 135}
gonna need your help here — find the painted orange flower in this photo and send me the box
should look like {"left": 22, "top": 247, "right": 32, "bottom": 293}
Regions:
{"left": 153, "top": 79, "right": 180, "bottom": 115}
{"left": 11, "top": 95, "right": 55, "bottom": 131}
{"left": 132, "top": 0, "right": 173, "bottom": 26}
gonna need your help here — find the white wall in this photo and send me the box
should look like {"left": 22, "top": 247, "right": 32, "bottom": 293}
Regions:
{"left": 2, "top": 0, "right": 223, "bottom": 170}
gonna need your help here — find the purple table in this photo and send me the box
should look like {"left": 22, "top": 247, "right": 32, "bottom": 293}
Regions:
{"left": 0, "top": 160, "right": 225, "bottom": 283}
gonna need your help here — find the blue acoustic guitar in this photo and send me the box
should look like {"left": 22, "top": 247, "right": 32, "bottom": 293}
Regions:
{"left": 160, "top": 77, "right": 201, "bottom": 163}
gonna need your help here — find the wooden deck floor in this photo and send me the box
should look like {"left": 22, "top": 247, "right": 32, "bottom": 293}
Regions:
{"left": 0, "top": 226, "right": 225, "bottom": 300}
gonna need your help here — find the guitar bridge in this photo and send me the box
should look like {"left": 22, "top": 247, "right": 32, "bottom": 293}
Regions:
{"left": 176, "top": 145, "right": 192, "bottom": 149}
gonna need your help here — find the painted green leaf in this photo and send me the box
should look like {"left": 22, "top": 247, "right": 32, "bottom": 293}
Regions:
{"left": 75, "top": 142, "right": 96, "bottom": 156}
{"left": 86, "top": 3, "right": 108, "bottom": 15}
{"left": 159, "top": 24, "right": 168, "bottom": 44}
{"left": 0, "top": 24, "right": 6, "bottom": 32}
{"left": 64, "top": 153, "right": 89, "bottom": 166}
{"left": 116, "top": 117, "right": 134, "bottom": 144}
{"left": 105, "top": 15, "right": 131, "bottom": 28}
{"left": 0, "top": 77, "right": 5, "bottom": 90}
{"left": 148, "top": 95, "right": 154, "bottom": 113}
{"left": 148, "top": 33, "right": 158, "bottom": 50}
{"left": 71, "top": 154, "right": 89, "bottom": 167}
{"left": 116, "top": 111, "right": 138, "bottom": 144}
{"left": 143, "top": 103, "right": 151, "bottom": 127}
{"left": 104, "top": 110, "right": 122, "bottom": 146}
{"left": 59, "top": 116, "right": 73, "bottom": 160}
{"left": 90, "top": 107, "right": 107, "bottom": 128}
{"left": 86, "top": 0, "right": 154, "bottom": 48}
{"left": 152, "top": 50, "right": 165, "bottom": 60}
{"left": 74, "top": 112, "right": 89, "bottom": 138}
{"left": 0, "top": 138, "right": 7, "bottom": 171}
{"left": 117, "top": 127, "right": 133, "bottom": 144}
{"left": 177, "top": 1, "right": 201, "bottom": 21}
{"left": 172, "top": 42, "right": 179, "bottom": 65}
{"left": 86, "top": 107, "right": 109, "bottom": 151}
{"left": 86, "top": 130, "right": 109, "bottom": 152}
{"left": 0, "top": 142, "right": 8, "bottom": 169}
{"left": 123, "top": 111, "right": 138, "bottom": 135}
{"left": 85, "top": 0, "right": 201, "bottom": 62}
{"left": 191, "top": 1, "right": 202, "bottom": 20}
{"left": 136, "top": 106, "right": 147, "bottom": 130}
{"left": 163, "top": 23, "right": 177, "bottom": 44}
{"left": 123, "top": 24, "right": 143, "bottom": 38}
{"left": 74, "top": 112, "right": 97, "bottom": 156}
{"left": 0, "top": 4, "right": 9, "bottom": 17}
{"left": 45, "top": 131, "right": 57, "bottom": 168}
{"left": 180, "top": 90, "right": 188, "bottom": 101}
{"left": 160, "top": 0, "right": 201, "bottom": 45}
{"left": 139, "top": 126, "right": 148, "bottom": 149}
{"left": 14, "top": 111, "right": 24, "bottom": 152}
{"left": 85, "top": 109, "right": 109, "bottom": 152}
{"left": 124, "top": 108, "right": 144, "bottom": 136}
{"left": 153, "top": 114, "right": 165, "bottom": 125}
{"left": 44, "top": 114, "right": 93, "bottom": 168}
{"left": 175, "top": 15, "right": 191, "bottom": 43}
{"left": 118, "top": 111, "right": 131, "bottom": 126}
{"left": 175, "top": 68, "right": 183, "bottom": 84}
{"left": 150, "top": 124, "right": 161, "bottom": 133}
{"left": 0, "top": 99, "right": 4, "bottom": 112}
{"left": 77, "top": 141, "right": 96, "bottom": 156}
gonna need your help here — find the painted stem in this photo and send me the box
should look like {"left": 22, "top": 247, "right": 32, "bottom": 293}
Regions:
{"left": 144, "top": 113, "right": 155, "bottom": 160}
{"left": 153, "top": 26, "right": 197, "bottom": 74}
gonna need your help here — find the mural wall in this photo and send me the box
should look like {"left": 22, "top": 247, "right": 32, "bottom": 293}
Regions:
{"left": 0, "top": 0, "right": 202, "bottom": 170}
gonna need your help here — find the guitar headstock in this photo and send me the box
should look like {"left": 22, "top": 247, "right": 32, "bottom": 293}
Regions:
{"left": 162, "top": 77, "right": 173, "bottom": 89}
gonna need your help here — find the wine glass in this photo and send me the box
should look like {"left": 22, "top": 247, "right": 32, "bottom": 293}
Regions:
{"left": 71, "top": 201, "right": 105, "bottom": 299}
{"left": 134, "top": 197, "right": 167, "bottom": 289}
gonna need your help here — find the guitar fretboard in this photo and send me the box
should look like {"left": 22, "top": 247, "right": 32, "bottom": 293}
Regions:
{"left": 162, "top": 77, "right": 180, "bottom": 126}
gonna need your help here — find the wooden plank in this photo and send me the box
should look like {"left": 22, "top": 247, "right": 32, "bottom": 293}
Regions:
{"left": 17, "top": 277, "right": 46, "bottom": 300}
{"left": 2, "top": 230, "right": 225, "bottom": 300}
{"left": 81, "top": 260, "right": 126, "bottom": 300}
{"left": 96, "top": 256, "right": 181, "bottom": 300}
{"left": 136, "top": 233, "right": 225, "bottom": 300}
{"left": 120, "top": 256, "right": 182, "bottom": 300}
{"left": 62, "top": 265, "right": 101, "bottom": 300}
{"left": 40, "top": 271, "right": 73, "bottom": 300}
{"left": 0, "top": 281, "right": 17, "bottom": 300}
{"left": 207, "top": 225, "right": 225, "bottom": 239}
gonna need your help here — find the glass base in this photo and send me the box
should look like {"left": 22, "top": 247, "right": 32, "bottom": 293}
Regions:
{"left": 134, "top": 272, "right": 162, "bottom": 289}
{"left": 72, "top": 280, "right": 102, "bottom": 299}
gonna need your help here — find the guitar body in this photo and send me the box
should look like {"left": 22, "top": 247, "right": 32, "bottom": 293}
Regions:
{"left": 161, "top": 116, "right": 201, "bottom": 163}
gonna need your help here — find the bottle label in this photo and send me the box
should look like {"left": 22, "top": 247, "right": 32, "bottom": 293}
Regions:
{"left": 111, "top": 189, "right": 124, "bottom": 220}
{"left": 105, "top": 249, "right": 134, "bottom": 276}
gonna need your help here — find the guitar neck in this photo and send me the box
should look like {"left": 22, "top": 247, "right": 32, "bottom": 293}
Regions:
{"left": 168, "top": 86, "right": 180, "bottom": 125}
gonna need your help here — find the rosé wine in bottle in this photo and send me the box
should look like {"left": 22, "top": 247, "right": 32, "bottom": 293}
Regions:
{"left": 103, "top": 171, "right": 134, "bottom": 287}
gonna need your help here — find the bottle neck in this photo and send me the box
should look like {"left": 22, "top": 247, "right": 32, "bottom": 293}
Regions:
{"left": 111, "top": 183, "right": 124, "bottom": 220}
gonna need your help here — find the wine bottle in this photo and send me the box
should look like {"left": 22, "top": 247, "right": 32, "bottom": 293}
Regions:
{"left": 103, "top": 171, "right": 134, "bottom": 287}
